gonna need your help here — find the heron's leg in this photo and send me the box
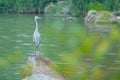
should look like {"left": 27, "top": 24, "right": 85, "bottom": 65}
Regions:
{"left": 35, "top": 47, "right": 37, "bottom": 56}
{"left": 35, "top": 47, "right": 40, "bottom": 56}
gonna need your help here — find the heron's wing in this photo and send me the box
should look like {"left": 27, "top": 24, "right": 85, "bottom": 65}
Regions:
{"left": 33, "top": 31, "right": 40, "bottom": 47}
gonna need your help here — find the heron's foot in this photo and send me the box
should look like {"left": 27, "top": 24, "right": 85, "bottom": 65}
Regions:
{"left": 35, "top": 51, "right": 39, "bottom": 56}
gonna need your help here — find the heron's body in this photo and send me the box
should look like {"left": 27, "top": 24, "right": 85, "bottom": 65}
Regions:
{"left": 33, "top": 16, "right": 40, "bottom": 53}
{"left": 33, "top": 27, "right": 40, "bottom": 48}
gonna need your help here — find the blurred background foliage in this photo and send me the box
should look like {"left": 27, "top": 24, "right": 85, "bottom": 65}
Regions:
{"left": 0, "top": 50, "right": 23, "bottom": 68}
{"left": 0, "top": 50, "right": 23, "bottom": 79}
{"left": 32, "top": 15, "right": 120, "bottom": 80}
{"left": 52, "top": 25, "right": 120, "bottom": 80}
{"left": 0, "top": 0, "right": 120, "bottom": 15}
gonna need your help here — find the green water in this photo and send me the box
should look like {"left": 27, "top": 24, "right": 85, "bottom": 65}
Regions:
{"left": 0, "top": 14, "right": 84, "bottom": 80}
{"left": 0, "top": 14, "right": 120, "bottom": 80}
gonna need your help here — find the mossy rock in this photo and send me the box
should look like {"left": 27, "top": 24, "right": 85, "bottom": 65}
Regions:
{"left": 44, "top": 3, "right": 56, "bottom": 14}
{"left": 85, "top": 10, "right": 117, "bottom": 23}
{"left": 44, "top": 1, "right": 70, "bottom": 16}
{"left": 21, "top": 63, "right": 33, "bottom": 78}
{"left": 95, "top": 11, "right": 117, "bottom": 23}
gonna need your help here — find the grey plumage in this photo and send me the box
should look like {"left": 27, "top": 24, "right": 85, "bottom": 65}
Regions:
{"left": 33, "top": 16, "right": 40, "bottom": 53}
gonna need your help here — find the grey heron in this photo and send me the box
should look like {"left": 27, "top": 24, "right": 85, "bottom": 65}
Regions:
{"left": 33, "top": 16, "right": 40, "bottom": 54}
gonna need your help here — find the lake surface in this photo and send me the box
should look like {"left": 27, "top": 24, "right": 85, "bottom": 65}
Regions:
{"left": 0, "top": 14, "right": 120, "bottom": 80}
{"left": 0, "top": 14, "right": 84, "bottom": 80}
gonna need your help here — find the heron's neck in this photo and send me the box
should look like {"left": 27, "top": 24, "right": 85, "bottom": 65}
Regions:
{"left": 35, "top": 19, "right": 38, "bottom": 30}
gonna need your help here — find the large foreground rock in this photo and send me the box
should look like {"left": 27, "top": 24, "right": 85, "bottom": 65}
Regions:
{"left": 22, "top": 55, "right": 67, "bottom": 80}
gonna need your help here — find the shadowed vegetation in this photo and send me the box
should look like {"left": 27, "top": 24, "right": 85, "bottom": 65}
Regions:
{"left": 0, "top": 0, "right": 120, "bottom": 15}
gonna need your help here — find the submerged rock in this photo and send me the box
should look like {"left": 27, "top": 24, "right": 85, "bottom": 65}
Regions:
{"left": 22, "top": 55, "right": 67, "bottom": 80}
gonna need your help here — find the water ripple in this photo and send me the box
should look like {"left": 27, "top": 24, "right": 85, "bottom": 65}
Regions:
{"left": 17, "top": 34, "right": 30, "bottom": 37}
{"left": 22, "top": 43, "right": 32, "bottom": 46}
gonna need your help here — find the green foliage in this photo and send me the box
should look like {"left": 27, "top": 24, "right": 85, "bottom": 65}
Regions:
{"left": 42, "top": 16, "right": 120, "bottom": 80}
{"left": 87, "top": 2, "right": 106, "bottom": 10}
{"left": 0, "top": 0, "right": 58, "bottom": 13}
{"left": 20, "top": 63, "right": 33, "bottom": 78}
{"left": 70, "top": 0, "right": 120, "bottom": 15}
{"left": 0, "top": 0, "right": 120, "bottom": 15}
{"left": 52, "top": 24, "right": 120, "bottom": 80}
{"left": 0, "top": 50, "right": 23, "bottom": 79}
{"left": 0, "top": 50, "right": 23, "bottom": 67}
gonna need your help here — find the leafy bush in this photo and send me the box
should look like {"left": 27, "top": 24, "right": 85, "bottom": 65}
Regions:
{"left": 87, "top": 2, "right": 107, "bottom": 11}
{"left": 52, "top": 24, "right": 120, "bottom": 80}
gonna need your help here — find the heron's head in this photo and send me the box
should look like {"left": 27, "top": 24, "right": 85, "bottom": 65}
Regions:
{"left": 34, "top": 16, "right": 40, "bottom": 20}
